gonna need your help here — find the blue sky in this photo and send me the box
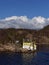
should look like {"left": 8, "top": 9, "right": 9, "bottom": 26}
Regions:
{"left": 0, "top": 0, "right": 49, "bottom": 19}
{"left": 0, "top": 0, "right": 49, "bottom": 29}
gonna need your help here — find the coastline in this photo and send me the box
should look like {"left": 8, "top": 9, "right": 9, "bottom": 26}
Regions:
{"left": 0, "top": 44, "right": 36, "bottom": 53}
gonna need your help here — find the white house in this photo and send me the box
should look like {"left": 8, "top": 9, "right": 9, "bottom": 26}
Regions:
{"left": 23, "top": 38, "right": 36, "bottom": 51}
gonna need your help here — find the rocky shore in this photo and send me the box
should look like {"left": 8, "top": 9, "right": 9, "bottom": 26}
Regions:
{"left": 0, "top": 44, "right": 35, "bottom": 53}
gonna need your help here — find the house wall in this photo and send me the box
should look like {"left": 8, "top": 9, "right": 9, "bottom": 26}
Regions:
{"left": 23, "top": 42, "right": 36, "bottom": 50}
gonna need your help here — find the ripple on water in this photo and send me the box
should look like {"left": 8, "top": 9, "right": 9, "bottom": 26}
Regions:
{"left": 0, "top": 52, "right": 49, "bottom": 65}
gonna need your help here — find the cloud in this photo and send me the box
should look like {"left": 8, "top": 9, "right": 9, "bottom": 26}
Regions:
{"left": 0, "top": 16, "right": 49, "bottom": 29}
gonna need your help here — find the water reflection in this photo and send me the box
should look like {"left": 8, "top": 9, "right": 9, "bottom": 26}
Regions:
{"left": 22, "top": 52, "right": 37, "bottom": 65}
{"left": 0, "top": 46, "right": 49, "bottom": 65}
{"left": 0, "top": 52, "right": 37, "bottom": 65}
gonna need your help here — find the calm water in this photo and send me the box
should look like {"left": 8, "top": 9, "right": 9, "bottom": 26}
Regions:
{"left": 0, "top": 51, "right": 49, "bottom": 65}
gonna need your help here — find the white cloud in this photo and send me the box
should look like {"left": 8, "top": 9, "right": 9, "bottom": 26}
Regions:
{"left": 5, "top": 16, "right": 18, "bottom": 21}
{"left": 4, "top": 16, "right": 28, "bottom": 22}
{"left": 0, "top": 16, "right": 49, "bottom": 29}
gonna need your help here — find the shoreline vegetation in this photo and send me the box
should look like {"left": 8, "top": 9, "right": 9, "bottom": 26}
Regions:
{"left": 0, "top": 44, "right": 36, "bottom": 53}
